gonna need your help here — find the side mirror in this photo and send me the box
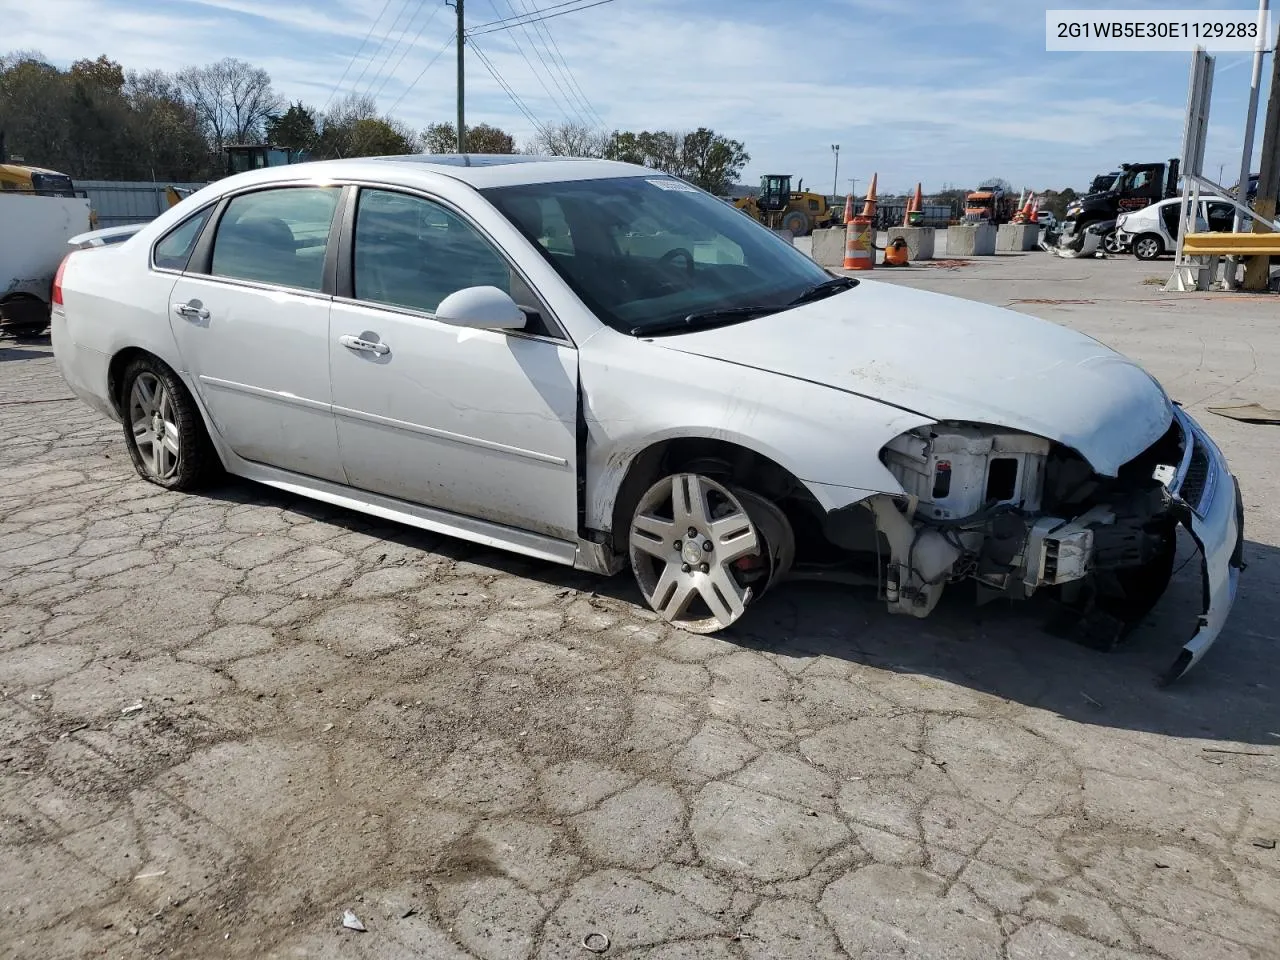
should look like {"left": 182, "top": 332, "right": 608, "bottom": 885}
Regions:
{"left": 434, "top": 285, "right": 526, "bottom": 331}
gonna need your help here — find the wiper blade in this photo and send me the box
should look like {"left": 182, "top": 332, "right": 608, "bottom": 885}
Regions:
{"left": 630, "top": 305, "right": 777, "bottom": 336}
{"left": 788, "top": 275, "right": 859, "bottom": 306}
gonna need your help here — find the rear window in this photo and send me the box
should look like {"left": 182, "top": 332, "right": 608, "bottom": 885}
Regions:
{"left": 153, "top": 208, "right": 213, "bottom": 272}
{"left": 209, "top": 187, "right": 341, "bottom": 291}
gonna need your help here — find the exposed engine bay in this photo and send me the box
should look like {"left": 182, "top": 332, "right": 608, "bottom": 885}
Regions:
{"left": 798, "top": 415, "right": 1234, "bottom": 681}
{"left": 873, "top": 419, "right": 1178, "bottom": 619}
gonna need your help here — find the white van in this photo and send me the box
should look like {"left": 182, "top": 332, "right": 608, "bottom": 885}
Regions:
{"left": 1115, "top": 195, "right": 1242, "bottom": 260}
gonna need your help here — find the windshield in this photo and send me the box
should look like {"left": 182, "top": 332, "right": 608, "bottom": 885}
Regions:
{"left": 481, "top": 175, "right": 832, "bottom": 335}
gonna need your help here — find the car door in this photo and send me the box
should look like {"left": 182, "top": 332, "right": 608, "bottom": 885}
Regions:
{"left": 167, "top": 184, "right": 345, "bottom": 483}
{"left": 328, "top": 187, "right": 579, "bottom": 541}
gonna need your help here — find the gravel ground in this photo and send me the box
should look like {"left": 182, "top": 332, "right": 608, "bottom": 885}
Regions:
{"left": 1, "top": 250, "right": 1278, "bottom": 959}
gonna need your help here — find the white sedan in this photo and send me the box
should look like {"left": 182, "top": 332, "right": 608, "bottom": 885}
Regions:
{"left": 51, "top": 155, "right": 1242, "bottom": 681}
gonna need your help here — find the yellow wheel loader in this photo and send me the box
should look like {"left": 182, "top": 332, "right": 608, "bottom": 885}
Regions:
{"left": 733, "top": 174, "right": 840, "bottom": 237}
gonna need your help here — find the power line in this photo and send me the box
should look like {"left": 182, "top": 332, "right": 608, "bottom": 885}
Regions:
{"left": 469, "top": 39, "right": 548, "bottom": 137}
{"left": 468, "top": 0, "right": 592, "bottom": 31}
{"left": 488, "top": 0, "right": 587, "bottom": 125}
{"left": 387, "top": 30, "right": 457, "bottom": 114}
{"left": 321, "top": 0, "right": 397, "bottom": 114}
{"left": 467, "top": 0, "right": 620, "bottom": 37}
{"left": 372, "top": 1, "right": 449, "bottom": 103}
{"left": 347, "top": 0, "right": 415, "bottom": 103}
{"left": 508, "top": 0, "right": 593, "bottom": 125}
{"left": 516, "top": 0, "right": 605, "bottom": 127}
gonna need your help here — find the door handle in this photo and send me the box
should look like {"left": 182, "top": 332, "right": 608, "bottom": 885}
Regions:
{"left": 172, "top": 301, "right": 210, "bottom": 320}
{"left": 339, "top": 334, "right": 390, "bottom": 355}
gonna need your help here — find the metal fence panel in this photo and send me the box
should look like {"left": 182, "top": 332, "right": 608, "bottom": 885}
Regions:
{"left": 77, "top": 180, "right": 210, "bottom": 226}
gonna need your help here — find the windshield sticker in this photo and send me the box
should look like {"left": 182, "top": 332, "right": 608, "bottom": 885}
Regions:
{"left": 646, "top": 178, "right": 699, "bottom": 193}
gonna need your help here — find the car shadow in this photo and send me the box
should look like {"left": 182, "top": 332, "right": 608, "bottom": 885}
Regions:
{"left": 0, "top": 344, "right": 53, "bottom": 361}
{"left": 197, "top": 479, "right": 1278, "bottom": 746}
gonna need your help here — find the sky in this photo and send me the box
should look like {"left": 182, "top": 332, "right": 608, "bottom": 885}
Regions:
{"left": 1, "top": 0, "right": 1273, "bottom": 194}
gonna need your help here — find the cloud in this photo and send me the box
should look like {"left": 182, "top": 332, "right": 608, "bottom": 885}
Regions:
{"left": 0, "top": 0, "right": 1264, "bottom": 192}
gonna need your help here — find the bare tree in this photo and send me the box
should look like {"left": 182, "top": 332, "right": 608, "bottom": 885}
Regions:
{"left": 176, "top": 57, "right": 282, "bottom": 149}
{"left": 525, "top": 121, "right": 607, "bottom": 158}
{"left": 318, "top": 92, "right": 415, "bottom": 158}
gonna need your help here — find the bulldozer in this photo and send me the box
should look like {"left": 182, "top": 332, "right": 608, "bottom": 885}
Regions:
{"left": 734, "top": 174, "right": 840, "bottom": 237}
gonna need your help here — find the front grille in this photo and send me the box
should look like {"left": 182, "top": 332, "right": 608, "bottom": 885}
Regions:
{"left": 1180, "top": 439, "right": 1210, "bottom": 512}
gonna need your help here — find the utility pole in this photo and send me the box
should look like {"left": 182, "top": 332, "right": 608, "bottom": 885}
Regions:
{"left": 455, "top": 0, "right": 466, "bottom": 153}
{"left": 831, "top": 144, "right": 840, "bottom": 201}
{"left": 1244, "top": 16, "right": 1280, "bottom": 290}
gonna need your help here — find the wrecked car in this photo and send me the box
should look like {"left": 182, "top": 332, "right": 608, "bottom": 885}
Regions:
{"left": 49, "top": 156, "right": 1243, "bottom": 681}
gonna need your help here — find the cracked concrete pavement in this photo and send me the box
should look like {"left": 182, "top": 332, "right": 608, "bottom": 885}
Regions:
{"left": 1, "top": 253, "right": 1278, "bottom": 959}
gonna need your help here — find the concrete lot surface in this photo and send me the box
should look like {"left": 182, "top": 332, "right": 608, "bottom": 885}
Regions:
{"left": 2, "top": 250, "right": 1278, "bottom": 959}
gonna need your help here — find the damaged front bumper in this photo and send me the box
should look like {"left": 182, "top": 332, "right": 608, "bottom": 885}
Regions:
{"left": 1161, "top": 406, "right": 1244, "bottom": 683}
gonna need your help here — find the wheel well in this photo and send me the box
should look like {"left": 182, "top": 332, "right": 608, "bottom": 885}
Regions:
{"left": 608, "top": 437, "right": 818, "bottom": 554}
{"left": 106, "top": 347, "right": 156, "bottom": 417}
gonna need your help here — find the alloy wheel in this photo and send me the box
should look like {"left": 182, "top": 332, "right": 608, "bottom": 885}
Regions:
{"left": 629, "top": 473, "right": 764, "bottom": 633}
{"left": 128, "top": 372, "right": 181, "bottom": 480}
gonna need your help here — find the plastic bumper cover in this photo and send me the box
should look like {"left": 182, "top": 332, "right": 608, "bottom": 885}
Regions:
{"left": 1162, "top": 406, "right": 1244, "bottom": 683}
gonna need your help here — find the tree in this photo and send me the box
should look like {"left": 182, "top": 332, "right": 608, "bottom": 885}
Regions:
{"left": 679, "top": 127, "right": 748, "bottom": 195}
{"left": 526, "top": 121, "right": 607, "bottom": 157}
{"left": 176, "top": 57, "right": 282, "bottom": 149}
{"left": 318, "top": 93, "right": 415, "bottom": 158}
{"left": 266, "top": 101, "right": 318, "bottom": 151}
{"left": 124, "top": 69, "right": 217, "bottom": 180}
{"left": 69, "top": 55, "right": 124, "bottom": 91}
{"left": 421, "top": 121, "right": 515, "bottom": 154}
{"left": 602, "top": 128, "right": 748, "bottom": 191}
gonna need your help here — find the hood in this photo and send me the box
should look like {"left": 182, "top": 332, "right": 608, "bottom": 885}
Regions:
{"left": 649, "top": 281, "right": 1173, "bottom": 476}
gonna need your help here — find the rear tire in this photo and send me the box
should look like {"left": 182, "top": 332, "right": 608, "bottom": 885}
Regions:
{"left": 1133, "top": 234, "right": 1164, "bottom": 261}
{"left": 1101, "top": 229, "right": 1124, "bottom": 255}
{"left": 120, "top": 355, "right": 219, "bottom": 490}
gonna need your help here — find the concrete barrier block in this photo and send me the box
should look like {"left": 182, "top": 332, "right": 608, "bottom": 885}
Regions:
{"left": 946, "top": 224, "right": 996, "bottom": 256}
{"left": 997, "top": 223, "right": 1040, "bottom": 252}
{"left": 885, "top": 227, "right": 935, "bottom": 261}
{"left": 810, "top": 227, "right": 847, "bottom": 267}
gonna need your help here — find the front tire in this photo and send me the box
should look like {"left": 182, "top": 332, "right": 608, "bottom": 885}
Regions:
{"left": 1133, "top": 234, "right": 1163, "bottom": 261}
{"left": 120, "top": 356, "right": 218, "bottom": 490}
{"left": 628, "top": 473, "right": 791, "bottom": 633}
{"left": 781, "top": 211, "right": 810, "bottom": 236}
{"left": 1101, "top": 229, "right": 1124, "bottom": 255}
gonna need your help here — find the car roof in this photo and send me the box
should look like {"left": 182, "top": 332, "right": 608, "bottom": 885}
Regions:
{"left": 220, "top": 154, "right": 655, "bottom": 191}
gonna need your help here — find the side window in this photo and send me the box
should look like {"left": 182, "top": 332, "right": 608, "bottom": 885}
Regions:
{"left": 153, "top": 207, "right": 212, "bottom": 271}
{"left": 1205, "top": 202, "right": 1234, "bottom": 231}
{"left": 210, "top": 186, "right": 340, "bottom": 291}
{"left": 353, "top": 189, "right": 516, "bottom": 315}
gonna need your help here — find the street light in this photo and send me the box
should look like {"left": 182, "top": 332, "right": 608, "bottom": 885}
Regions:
{"left": 831, "top": 144, "right": 840, "bottom": 201}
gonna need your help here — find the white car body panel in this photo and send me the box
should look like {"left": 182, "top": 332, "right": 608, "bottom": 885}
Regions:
{"left": 648, "top": 281, "right": 1173, "bottom": 476}
{"left": 578, "top": 329, "right": 933, "bottom": 527}
{"left": 168, "top": 273, "right": 345, "bottom": 484}
{"left": 329, "top": 298, "right": 581, "bottom": 540}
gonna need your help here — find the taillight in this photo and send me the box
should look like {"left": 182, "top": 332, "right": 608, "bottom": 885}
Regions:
{"left": 52, "top": 253, "right": 72, "bottom": 306}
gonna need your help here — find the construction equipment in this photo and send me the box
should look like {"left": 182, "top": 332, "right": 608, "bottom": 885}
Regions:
{"left": 734, "top": 174, "right": 841, "bottom": 237}
{"left": 962, "top": 182, "right": 1016, "bottom": 225}
{"left": 223, "top": 144, "right": 310, "bottom": 177}
{"left": 1056, "top": 159, "right": 1180, "bottom": 256}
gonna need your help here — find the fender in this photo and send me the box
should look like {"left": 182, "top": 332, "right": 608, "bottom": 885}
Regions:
{"left": 578, "top": 333, "right": 932, "bottom": 529}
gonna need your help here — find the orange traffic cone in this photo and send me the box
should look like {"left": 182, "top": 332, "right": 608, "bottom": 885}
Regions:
{"left": 843, "top": 192, "right": 854, "bottom": 225}
{"left": 907, "top": 183, "right": 924, "bottom": 226}
{"left": 1029, "top": 198, "right": 1040, "bottom": 224}
{"left": 1011, "top": 190, "right": 1027, "bottom": 223}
